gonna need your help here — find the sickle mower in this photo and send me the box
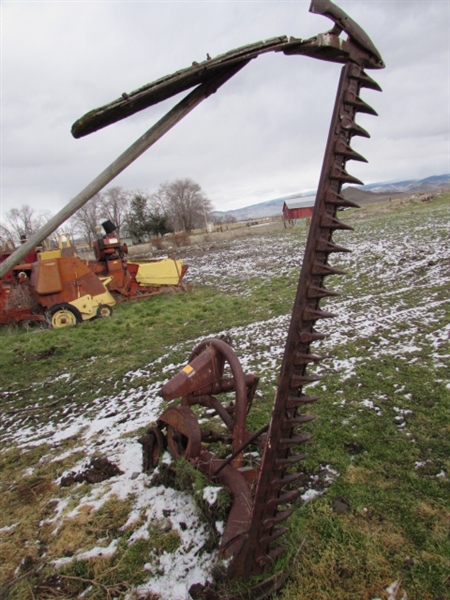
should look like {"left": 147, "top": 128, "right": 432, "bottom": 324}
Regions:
{"left": 117, "top": 0, "right": 382, "bottom": 595}
{"left": 0, "top": 0, "right": 384, "bottom": 593}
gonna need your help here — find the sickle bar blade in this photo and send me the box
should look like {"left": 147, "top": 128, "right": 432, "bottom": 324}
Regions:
{"left": 227, "top": 58, "right": 383, "bottom": 579}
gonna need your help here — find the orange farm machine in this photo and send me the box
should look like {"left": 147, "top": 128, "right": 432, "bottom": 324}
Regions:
{"left": 88, "top": 220, "right": 188, "bottom": 301}
{"left": 0, "top": 240, "right": 116, "bottom": 328}
{"left": 0, "top": 226, "right": 188, "bottom": 328}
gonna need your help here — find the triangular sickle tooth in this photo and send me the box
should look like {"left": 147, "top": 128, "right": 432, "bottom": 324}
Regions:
{"left": 361, "top": 77, "right": 382, "bottom": 93}
{"left": 330, "top": 166, "right": 364, "bottom": 186}
{"left": 345, "top": 95, "right": 378, "bottom": 116}
{"left": 344, "top": 149, "right": 368, "bottom": 163}
{"left": 290, "top": 373, "right": 323, "bottom": 387}
{"left": 294, "top": 351, "right": 325, "bottom": 364}
{"left": 268, "top": 546, "right": 287, "bottom": 561}
{"left": 316, "top": 239, "right": 352, "bottom": 254}
{"left": 279, "top": 434, "right": 312, "bottom": 450}
{"left": 259, "top": 527, "right": 289, "bottom": 546}
{"left": 270, "top": 472, "right": 304, "bottom": 488}
{"left": 339, "top": 199, "right": 361, "bottom": 209}
{"left": 335, "top": 140, "right": 368, "bottom": 163}
{"left": 286, "top": 394, "right": 319, "bottom": 408}
{"left": 340, "top": 115, "right": 371, "bottom": 138}
{"left": 320, "top": 214, "right": 354, "bottom": 231}
{"left": 298, "top": 328, "right": 328, "bottom": 342}
{"left": 349, "top": 64, "right": 383, "bottom": 91}
{"left": 267, "top": 489, "right": 301, "bottom": 507}
{"left": 284, "top": 414, "right": 316, "bottom": 426}
{"left": 256, "top": 546, "right": 286, "bottom": 566}
{"left": 262, "top": 508, "right": 295, "bottom": 529}
{"left": 275, "top": 452, "right": 308, "bottom": 466}
{"left": 279, "top": 434, "right": 312, "bottom": 449}
{"left": 281, "top": 421, "right": 315, "bottom": 436}
{"left": 324, "top": 189, "right": 361, "bottom": 209}
{"left": 311, "top": 261, "right": 347, "bottom": 276}
{"left": 303, "top": 308, "right": 336, "bottom": 321}
{"left": 306, "top": 285, "right": 340, "bottom": 299}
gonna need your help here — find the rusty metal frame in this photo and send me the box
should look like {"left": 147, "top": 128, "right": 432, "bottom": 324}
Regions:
{"left": 138, "top": 0, "right": 384, "bottom": 593}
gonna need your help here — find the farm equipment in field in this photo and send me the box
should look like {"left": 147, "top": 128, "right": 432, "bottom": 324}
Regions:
{"left": 0, "top": 240, "right": 116, "bottom": 328}
{"left": 87, "top": 220, "right": 188, "bottom": 300}
{"left": 0, "top": 224, "right": 188, "bottom": 327}
{"left": 0, "top": 229, "right": 188, "bottom": 327}
{"left": 0, "top": 278, "right": 44, "bottom": 326}
{"left": 0, "top": 241, "right": 42, "bottom": 325}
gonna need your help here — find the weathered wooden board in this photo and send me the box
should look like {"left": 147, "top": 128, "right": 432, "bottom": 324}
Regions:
{"left": 71, "top": 36, "right": 289, "bottom": 138}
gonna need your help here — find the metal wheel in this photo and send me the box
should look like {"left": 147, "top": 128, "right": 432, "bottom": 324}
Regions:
{"left": 96, "top": 304, "right": 113, "bottom": 318}
{"left": 139, "top": 426, "right": 165, "bottom": 471}
{"left": 158, "top": 406, "right": 202, "bottom": 460}
{"left": 166, "top": 426, "right": 190, "bottom": 459}
{"left": 48, "top": 303, "right": 81, "bottom": 328}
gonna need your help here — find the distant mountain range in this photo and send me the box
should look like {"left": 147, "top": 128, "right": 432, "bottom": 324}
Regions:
{"left": 212, "top": 174, "right": 449, "bottom": 221}
{"left": 360, "top": 174, "right": 449, "bottom": 194}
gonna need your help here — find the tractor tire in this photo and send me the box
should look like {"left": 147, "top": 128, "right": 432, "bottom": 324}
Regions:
{"left": 48, "top": 304, "right": 81, "bottom": 328}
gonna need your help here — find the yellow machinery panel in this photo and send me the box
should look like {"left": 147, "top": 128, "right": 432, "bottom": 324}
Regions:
{"left": 129, "top": 258, "right": 184, "bottom": 286}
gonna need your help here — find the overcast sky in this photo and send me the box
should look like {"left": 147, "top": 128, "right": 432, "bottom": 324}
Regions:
{"left": 1, "top": 0, "right": 449, "bottom": 224}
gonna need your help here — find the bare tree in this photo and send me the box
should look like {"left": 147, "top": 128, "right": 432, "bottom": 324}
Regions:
{"left": 3, "top": 204, "right": 50, "bottom": 244}
{"left": 0, "top": 208, "right": 70, "bottom": 252}
{"left": 66, "top": 187, "right": 129, "bottom": 246}
{"left": 69, "top": 195, "right": 101, "bottom": 247}
{"left": 0, "top": 223, "right": 14, "bottom": 247}
{"left": 99, "top": 186, "right": 130, "bottom": 234}
{"left": 151, "top": 178, "right": 212, "bottom": 233}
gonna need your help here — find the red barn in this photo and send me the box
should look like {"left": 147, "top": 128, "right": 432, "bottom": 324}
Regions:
{"left": 282, "top": 199, "right": 314, "bottom": 221}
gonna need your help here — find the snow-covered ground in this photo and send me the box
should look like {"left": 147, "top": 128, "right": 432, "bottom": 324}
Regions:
{"left": 1, "top": 203, "right": 449, "bottom": 599}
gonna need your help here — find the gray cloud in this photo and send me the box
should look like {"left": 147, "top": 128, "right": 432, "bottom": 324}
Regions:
{"left": 1, "top": 0, "right": 448, "bottom": 221}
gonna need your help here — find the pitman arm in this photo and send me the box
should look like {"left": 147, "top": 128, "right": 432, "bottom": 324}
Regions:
{"left": 283, "top": 0, "right": 385, "bottom": 69}
{"left": 310, "top": 0, "right": 384, "bottom": 67}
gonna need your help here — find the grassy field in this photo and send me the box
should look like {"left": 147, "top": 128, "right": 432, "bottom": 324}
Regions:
{"left": 0, "top": 194, "right": 449, "bottom": 599}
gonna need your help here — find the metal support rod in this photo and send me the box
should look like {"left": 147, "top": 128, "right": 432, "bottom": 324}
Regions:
{"left": 0, "top": 63, "right": 247, "bottom": 278}
{"left": 212, "top": 423, "right": 269, "bottom": 477}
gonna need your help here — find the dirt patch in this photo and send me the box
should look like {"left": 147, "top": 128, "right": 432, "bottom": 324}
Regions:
{"left": 60, "top": 457, "right": 123, "bottom": 486}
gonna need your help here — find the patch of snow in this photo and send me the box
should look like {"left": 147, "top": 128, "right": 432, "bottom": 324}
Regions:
{"left": 360, "top": 399, "right": 382, "bottom": 415}
{"left": 385, "top": 580, "right": 406, "bottom": 600}
{"left": 215, "top": 521, "right": 224, "bottom": 535}
{"left": 0, "top": 522, "right": 19, "bottom": 532}
{"left": 301, "top": 489, "right": 323, "bottom": 503}
{"left": 202, "top": 486, "right": 222, "bottom": 506}
{"left": 414, "top": 461, "right": 429, "bottom": 469}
